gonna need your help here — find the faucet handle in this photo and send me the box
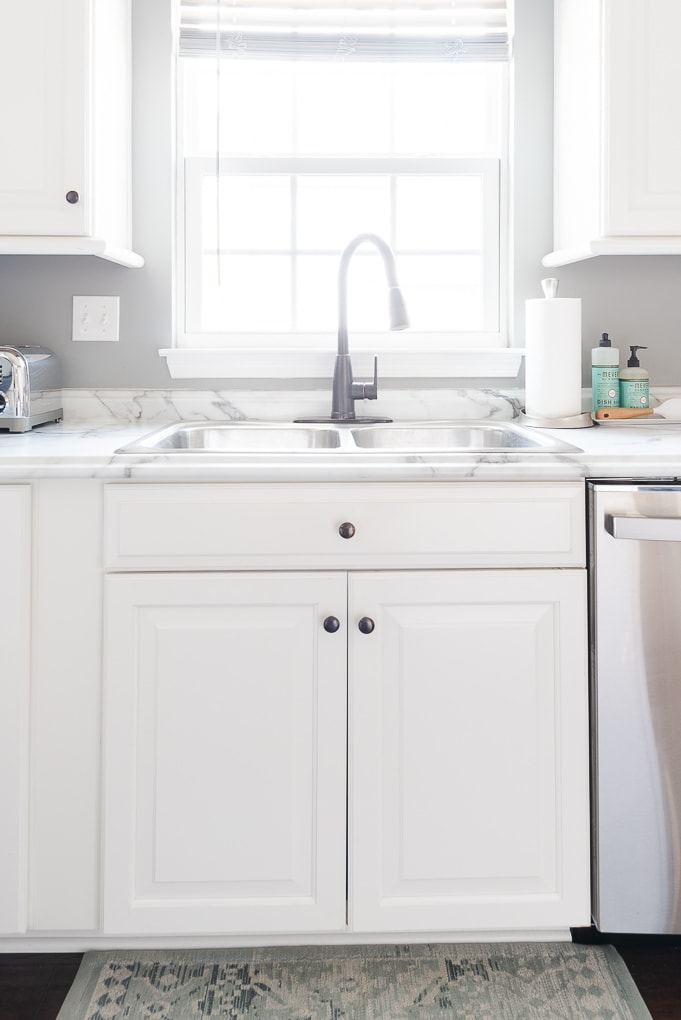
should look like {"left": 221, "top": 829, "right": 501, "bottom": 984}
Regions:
{"left": 364, "top": 356, "right": 379, "bottom": 401}
{"left": 352, "top": 356, "right": 379, "bottom": 402}
{"left": 369, "top": 356, "right": 379, "bottom": 399}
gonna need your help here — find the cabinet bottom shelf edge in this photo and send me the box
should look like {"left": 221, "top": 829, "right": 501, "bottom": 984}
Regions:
{"left": 0, "top": 928, "right": 574, "bottom": 952}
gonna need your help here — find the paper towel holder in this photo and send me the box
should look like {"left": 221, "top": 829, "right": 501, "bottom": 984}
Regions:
{"left": 522, "top": 276, "right": 593, "bottom": 429}
{"left": 519, "top": 410, "right": 593, "bottom": 429}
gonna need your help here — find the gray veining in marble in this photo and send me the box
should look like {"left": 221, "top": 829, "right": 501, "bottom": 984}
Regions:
{"left": 59, "top": 387, "right": 525, "bottom": 425}
{"left": 0, "top": 387, "right": 680, "bottom": 483}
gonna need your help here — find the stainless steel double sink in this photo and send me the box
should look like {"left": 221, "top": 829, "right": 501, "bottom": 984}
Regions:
{"left": 117, "top": 421, "right": 580, "bottom": 455}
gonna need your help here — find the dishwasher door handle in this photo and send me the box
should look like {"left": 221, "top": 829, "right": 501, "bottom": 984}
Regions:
{"left": 606, "top": 513, "right": 681, "bottom": 541}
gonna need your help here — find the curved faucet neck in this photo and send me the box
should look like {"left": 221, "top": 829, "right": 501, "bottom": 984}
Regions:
{"left": 337, "top": 233, "right": 398, "bottom": 356}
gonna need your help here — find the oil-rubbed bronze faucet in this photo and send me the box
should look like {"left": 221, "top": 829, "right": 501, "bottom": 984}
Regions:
{"left": 297, "top": 233, "right": 409, "bottom": 424}
{"left": 331, "top": 233, "right": 409, "bottom": 421}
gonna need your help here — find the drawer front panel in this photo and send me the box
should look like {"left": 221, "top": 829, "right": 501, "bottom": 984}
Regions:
{"left": 104, "top": 482, "right": 585, "bottom": 571}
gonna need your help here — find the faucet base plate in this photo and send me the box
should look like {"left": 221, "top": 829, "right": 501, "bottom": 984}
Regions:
{"left": 293, "top": 416, "right": 393, "bottom": 425}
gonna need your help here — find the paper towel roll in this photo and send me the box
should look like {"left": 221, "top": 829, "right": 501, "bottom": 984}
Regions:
{"left": 525, "top": 295, "right": 582, "bottom": 420}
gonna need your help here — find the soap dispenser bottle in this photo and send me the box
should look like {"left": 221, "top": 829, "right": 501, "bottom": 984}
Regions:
{"left": 619, "top": 346, "right": 649, "bottom": 408}
{"left": 591, "top": 332, "right": 620, "bottom": 410}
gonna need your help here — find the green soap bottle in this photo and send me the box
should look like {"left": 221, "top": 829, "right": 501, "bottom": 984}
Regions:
{"left": 619, "top": 346, "right": 649, "bottom": 408}
{"left": 591, "top": 332, "right": 620, "bottom": 410}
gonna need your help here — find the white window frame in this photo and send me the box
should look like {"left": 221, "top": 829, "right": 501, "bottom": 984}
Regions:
{"left": 168, "top": 59, "right": 517, "bottom": 380}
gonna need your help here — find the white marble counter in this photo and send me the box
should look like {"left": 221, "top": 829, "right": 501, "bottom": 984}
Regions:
{"left": 0, "top": 388, "right": 681, "bottom": 482}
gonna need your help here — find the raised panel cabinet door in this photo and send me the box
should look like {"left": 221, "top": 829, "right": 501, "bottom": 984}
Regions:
{"left": 0, "top": 0, "right": 88, "bottom": 235}
{"left": 102, "top": 571, "right": 347, "bottom": 935}
{"left": 0, "top": 487, "right": 31, "bottom": 934}
{"left": 606, "top": 0, "right": 681, "bottom": 234}
{"left": 349, "top": 569, "right": 589, "bottom": 934}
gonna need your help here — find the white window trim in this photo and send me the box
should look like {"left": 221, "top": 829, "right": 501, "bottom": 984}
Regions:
{"left": 160, "top": 346, "right": 523, "bottom": 379}
{"left": 167, "top": 56, "right": 517, "bottom": 380}
{"left": 183, "top": 156, "right": 502, "bottom": 345}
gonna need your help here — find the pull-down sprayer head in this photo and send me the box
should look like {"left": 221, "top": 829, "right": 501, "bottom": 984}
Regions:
{"left": 337, "top": 233, "right": 409, "bottom": 356}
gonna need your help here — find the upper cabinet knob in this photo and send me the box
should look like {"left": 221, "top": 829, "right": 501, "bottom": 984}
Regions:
{"left": 65, "top": 191, "right": 80, "bottom": 204}
{"left": 338, "top": 522, "right": 356, "bottom": 539}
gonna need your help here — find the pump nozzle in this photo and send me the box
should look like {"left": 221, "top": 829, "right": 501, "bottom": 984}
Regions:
{"left": 627, "top": 345, "right": 647, "bottom": 367}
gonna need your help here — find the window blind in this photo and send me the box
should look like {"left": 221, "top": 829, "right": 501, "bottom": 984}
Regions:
{"left": 178, "top": 1, "right": 510, "bottom": 62}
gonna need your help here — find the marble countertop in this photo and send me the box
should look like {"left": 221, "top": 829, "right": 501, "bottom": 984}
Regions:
{"left": 1, "top": 389, "right": 680, "bottom": 483}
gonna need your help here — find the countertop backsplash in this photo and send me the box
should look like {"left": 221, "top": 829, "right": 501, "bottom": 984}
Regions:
{"left": 60, "top": 387, "right": 526, "bottom": 425}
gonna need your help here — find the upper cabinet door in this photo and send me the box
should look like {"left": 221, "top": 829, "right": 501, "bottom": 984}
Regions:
{"left": 606, "top": 0, "right": 681, "bottom": 235}
{"left": 349, "top": 569, "right": 590, "bottom": 934}
{"left": 547, "top": 0, "right": 681, "bottom": 264}
{"left": 0, "top": 0, "right": 89, "bottom": 235}
{"left": 102, "top": 571, "right": 347, "bottom": 935}
{"left": 0, "top": 0, "right": 142, "bottom": 265}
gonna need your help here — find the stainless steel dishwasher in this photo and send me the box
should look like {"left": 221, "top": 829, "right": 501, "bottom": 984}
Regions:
{"left": 589, "top": 480, "right": 681, "bottom": 934}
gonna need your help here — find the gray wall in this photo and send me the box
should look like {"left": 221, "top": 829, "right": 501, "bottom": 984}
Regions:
{"left": 1, "top": 0, "right": 680, "bottom": 390}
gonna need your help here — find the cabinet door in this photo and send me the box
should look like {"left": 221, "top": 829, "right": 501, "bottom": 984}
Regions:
{"left": 349, "top": 570, "right": 589, "bottom": 934}
{"left": 606, "top": 0, "right": 681, "bottom": 234}
{"left": 0, "top": 487, "right": 31, "bottom": 934}
{"left": 102, "top": 572, "right": 347, "bottom": 935}
{"left": 0, "top": 0, "right": 88, "bottom": 234}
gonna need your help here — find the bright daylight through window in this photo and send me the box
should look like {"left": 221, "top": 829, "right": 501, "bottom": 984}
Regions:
{"left": 177, "top": 1, "right": 509, "bottom": 351}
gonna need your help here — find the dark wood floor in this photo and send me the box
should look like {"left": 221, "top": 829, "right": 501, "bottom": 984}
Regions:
{"left": 571, "top": 928, "right": 681, "bottom": 1019}
{"left": 0, "top": 941, "right": 679, "bottom": 1019}
{"left": 617, "top": 945, "right": 681, "bottom": 1020}
{"left": 0, "top": 954, "right": 82, "bottom": 1020}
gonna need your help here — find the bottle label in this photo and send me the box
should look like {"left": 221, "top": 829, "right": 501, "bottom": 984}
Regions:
{"left": 592, "top": 367, "right": 620, "bottom": 409}
{"left": 620, "top": 379, "right": 649, "bottom": 408}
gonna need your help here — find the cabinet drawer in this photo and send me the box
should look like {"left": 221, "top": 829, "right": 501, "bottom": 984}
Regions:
{"left": 104, "top": 482, "right": 585, "bottom": 571}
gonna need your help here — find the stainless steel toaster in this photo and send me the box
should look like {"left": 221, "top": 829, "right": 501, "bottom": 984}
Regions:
{"left": 0, "top": 346, "right": 63, "bottom": 432}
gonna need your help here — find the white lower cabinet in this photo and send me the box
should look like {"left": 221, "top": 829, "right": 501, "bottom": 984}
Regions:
{"left": 102, "top": 572, "right": 348, "bottom": 935}
{"left": 0, "top": 487, "right": 31, "bottom": 934}
{"left": 349, "top": 569, "right": 589, "bottom": 934}
{"left": 101, "top": 486, "right": 589, "bottom": 939}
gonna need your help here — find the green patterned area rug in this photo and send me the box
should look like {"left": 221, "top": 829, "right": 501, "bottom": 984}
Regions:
{"left": 57, "top": 943, "right": 651, "bottom": 1020}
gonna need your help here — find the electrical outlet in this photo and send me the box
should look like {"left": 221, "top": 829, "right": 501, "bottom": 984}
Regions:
{"left": 72, "top": 296, "right": 120, "bottom": 341}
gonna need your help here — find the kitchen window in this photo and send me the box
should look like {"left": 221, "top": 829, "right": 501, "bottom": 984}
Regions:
{"left": 173, "top": 1, "right": 512, "bottom": 378}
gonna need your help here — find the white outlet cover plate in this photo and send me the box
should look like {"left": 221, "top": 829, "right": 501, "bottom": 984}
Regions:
{"left": 72, "top": 296, "right": 120, "bottom": 342}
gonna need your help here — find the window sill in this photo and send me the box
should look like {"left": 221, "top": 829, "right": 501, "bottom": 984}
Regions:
{"left": 159, "top": 348, "right": 524, "bottom": 380}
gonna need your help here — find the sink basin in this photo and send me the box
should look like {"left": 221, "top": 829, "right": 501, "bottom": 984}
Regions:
{"left": 119, "top": 422, "right": 343, "bottom": 452}
{"left": 116, "top": 420, "right": 580, "bottom": 455}
{"left": 349, "top": 422, "right": 571, "bottom": 450}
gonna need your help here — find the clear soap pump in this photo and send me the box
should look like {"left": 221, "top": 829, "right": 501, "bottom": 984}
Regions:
{"left": 619, "top": 346, "right": 649, "bottom": 408}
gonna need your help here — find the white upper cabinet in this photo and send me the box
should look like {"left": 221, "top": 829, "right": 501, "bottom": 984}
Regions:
{"left": 545, "top": 0, "right": 681, "bottom": 266}
{"left": 0, "top": 0, "right": 143, "bottom": 266}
